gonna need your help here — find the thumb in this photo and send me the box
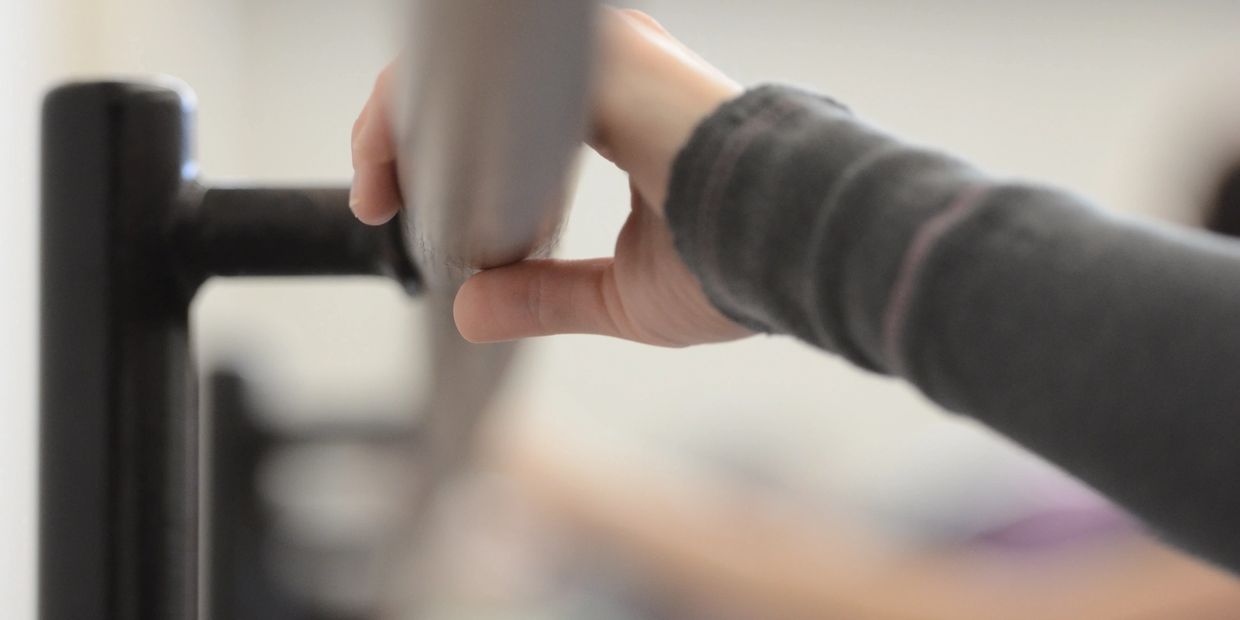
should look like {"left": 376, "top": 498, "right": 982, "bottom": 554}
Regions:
{"left": 453, "top": 258, "right": 630, "bottom": 343}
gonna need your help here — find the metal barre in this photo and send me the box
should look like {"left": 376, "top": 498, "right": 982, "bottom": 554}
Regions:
{"left": 38, "top": 2, "right": 599, "bottom": 618}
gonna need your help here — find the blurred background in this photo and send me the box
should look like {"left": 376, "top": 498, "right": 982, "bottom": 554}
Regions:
{"left": 5, "top": 1, "right": 1240, "bottom": 618}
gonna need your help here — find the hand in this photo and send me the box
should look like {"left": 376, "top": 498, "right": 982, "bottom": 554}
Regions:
{"left": 350, "top": 8, "right": 750, "bottom": 347}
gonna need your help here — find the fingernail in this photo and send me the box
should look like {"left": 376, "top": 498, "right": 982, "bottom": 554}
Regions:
{"left": 358, "top": 209, "right": 397, "bottom": 226}
{"left": 348, "top": 172, "right": 361, "bottom": 212}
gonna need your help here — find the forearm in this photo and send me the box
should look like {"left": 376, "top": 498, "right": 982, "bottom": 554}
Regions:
{"left": 666, "top": 85, "right": 1240, "bottom": 570}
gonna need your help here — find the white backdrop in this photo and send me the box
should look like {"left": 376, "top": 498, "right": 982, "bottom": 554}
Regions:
{"left": 5, "top": 1, "right": 1240, "bottom": 617}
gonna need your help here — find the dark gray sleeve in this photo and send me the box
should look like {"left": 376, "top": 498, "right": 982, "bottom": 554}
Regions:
{"left": 665, "top": 85, "right": 1240, "bottom": 571}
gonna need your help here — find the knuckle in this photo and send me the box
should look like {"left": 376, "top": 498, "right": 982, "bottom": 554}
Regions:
{"left": 621, "top": 9, "right": 666, "bottom": 34}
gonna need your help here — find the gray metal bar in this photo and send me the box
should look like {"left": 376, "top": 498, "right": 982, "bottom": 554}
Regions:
{"left": 398, "top": 0, "right": 598, "bottom": 287}
{"left": 395, "top": 0, "right": 599, "bottom": 477}
{"left": 384, "top": 2, "right": 599, "bottom": 613}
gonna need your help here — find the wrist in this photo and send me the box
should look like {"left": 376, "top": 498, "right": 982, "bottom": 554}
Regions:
{"left": 593, "top": 10, "right": 740, "bottom": 214}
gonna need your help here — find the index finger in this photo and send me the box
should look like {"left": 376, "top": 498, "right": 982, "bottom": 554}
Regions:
{"left": 350, "top": 64, "right": 403, "bottom": 225}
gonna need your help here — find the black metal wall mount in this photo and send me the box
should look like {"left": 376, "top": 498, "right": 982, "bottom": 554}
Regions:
{"left": 39, "top": 79, "right": 419, "bottom": 620}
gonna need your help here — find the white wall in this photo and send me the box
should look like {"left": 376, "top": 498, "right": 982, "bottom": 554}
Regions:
{"left": 0, "top": 1, "right": 90, "bottom": 615}
{"left": 5, "top": 1, "right": 1240, "bottom": 617}
{"left": 0, "top": 1, "right": 34, "bottom": 613}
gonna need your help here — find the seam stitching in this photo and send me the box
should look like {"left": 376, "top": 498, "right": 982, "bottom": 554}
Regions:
{"left": 881, "top": 183, "right": 991, "bottom": 376}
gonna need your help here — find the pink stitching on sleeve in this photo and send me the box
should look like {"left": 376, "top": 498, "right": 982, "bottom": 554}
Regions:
{"left": 694, "top": 99, "right": 801, "bottom": 305}
{"left": 881, "top": 183, "right": 991, "bottom": 376}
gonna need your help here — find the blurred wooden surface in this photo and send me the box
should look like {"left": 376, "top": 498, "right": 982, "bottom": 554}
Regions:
{"left": 489, "top": 418, "right": 1240, "bottom": 620}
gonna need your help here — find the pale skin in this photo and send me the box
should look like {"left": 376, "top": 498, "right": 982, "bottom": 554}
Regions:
{"left": 350, "top": 8, "right": 750, "bottom": 347}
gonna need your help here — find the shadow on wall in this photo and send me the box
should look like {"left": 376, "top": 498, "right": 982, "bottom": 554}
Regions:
{"left": 1206, "top": 162, "right": 1240, "bottom": 237}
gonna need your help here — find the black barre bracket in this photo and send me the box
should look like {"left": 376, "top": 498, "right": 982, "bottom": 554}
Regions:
{"left": 39, "top": 80, "right": 419, "bottom": 620}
